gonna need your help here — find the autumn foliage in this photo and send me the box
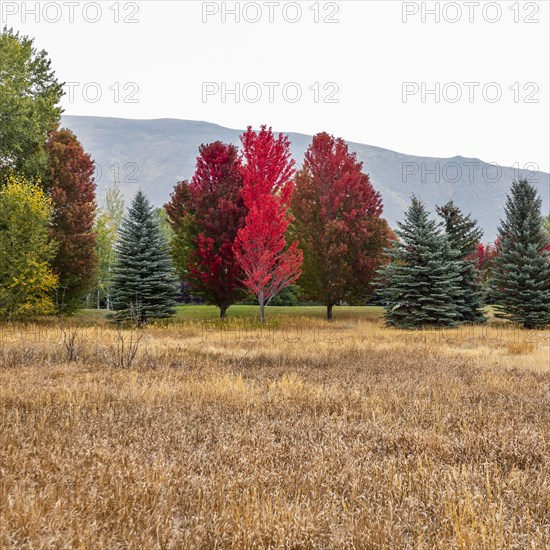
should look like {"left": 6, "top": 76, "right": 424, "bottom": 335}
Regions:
{"left": 233, "top": 126, "right": 302, "bottom": 322}
{"left": 164, "top": 179, "right": 192, "bottom": 235}
{"left": 165, "top": 142, "right": 247, "bottom": 317}
{"left": 45, "top": 129, "right": 97, "bottom": 312}
{"left": 0, "top": 176, "right": 58, "bottom": 320}
{"left": 292, "top": 132, "right": 392, "bottom": 320}
{"left": 474, "top": 240, "right": 501, "bottom": 286}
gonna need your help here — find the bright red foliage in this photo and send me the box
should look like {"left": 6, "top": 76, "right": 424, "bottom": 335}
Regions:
{"left": 165, "top": 142, "right": 247, "bottom": 317}
{"left": 475, "top": 240, "right": 500, "bottom": 271}
{"left": 45, "top": 128, "right": 97, "bottom": 312}
{"left": 292, "top": 132, "right": 392, "bottom": 320}
{"left": 473, "top": 239, "right": 501, "bottom": 285}
{"left": 233, "top": 126, "right": 303, "bottom": 322}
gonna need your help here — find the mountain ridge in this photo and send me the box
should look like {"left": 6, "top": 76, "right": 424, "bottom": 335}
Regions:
{"left": 61, "top": 115, "right": 550, "bottom": 241}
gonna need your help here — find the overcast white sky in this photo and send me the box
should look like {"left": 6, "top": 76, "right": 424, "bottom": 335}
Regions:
{"left": 4, "top": 0, "right": 549, "bottom": 170}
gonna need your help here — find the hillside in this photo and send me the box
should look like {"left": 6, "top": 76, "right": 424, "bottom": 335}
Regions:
{"left": 62, "top": 115, "right": 550, "bottom": 240}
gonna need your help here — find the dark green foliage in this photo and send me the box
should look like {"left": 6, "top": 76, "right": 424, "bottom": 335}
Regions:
{"left": 239, "top": 285, "right": 302, "bottom": 306}
{"left": 270, "top": 285, "right": 302, "bottom": 306}
{"left": 437, "top": 201, "right": 486, "bottom": 324}
{"left": 437, "top": 201, "right": 483, "bottom": 254}
{"left": 490, "top": 180, "right": 550, "bottom": 328}
{"left": 377, "top": 197, "right": 463, "bottom": 329}
{"left": 111, "top": 191, "right": 178, "bottom": 325}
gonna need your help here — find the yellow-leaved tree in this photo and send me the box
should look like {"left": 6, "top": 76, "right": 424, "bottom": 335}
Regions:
{"left": 0, "top": 176, "right": 58, "bottom": 320}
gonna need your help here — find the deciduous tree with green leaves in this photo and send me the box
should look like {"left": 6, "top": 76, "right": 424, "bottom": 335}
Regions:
{"left": 0, "top": 28, "right": 63, "bottom": 181}
{"left": 0, "top": 176, "right": 58, "bottom": 320}
{"left": 93, "top": 183, "right": 125, "bottom": 309}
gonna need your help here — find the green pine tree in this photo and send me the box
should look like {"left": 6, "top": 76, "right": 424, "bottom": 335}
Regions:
{"left": 377, "top": 197, "right": 463, "bottom": 329}
{"left": 490, "top": 180, "right": 550, "bottom": 329}
{"left": 436, "top": 201, "right": 486, "bottom": 324}
{"left": 111, "top": 191, "right": 178, "bottom": 325}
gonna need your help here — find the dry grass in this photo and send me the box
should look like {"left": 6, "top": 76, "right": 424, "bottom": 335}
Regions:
{"left": 0, "top": 317, "right": 549, "bottom": 548}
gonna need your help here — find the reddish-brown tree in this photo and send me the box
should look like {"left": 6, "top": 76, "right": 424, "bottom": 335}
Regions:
{"left": 164, "top": 178, "right": 191, "bottom": 234}
{"left": 292, "top": 132, "right": 392, "bottom": 321}
{"left": 233, "top": 126, "right": 302, "bottom": 323}
{"left": 165, "top": 142, "right": 247, "bottom": 318}
{"left": 44, "top": 129, "right": 97, "bottom": 312}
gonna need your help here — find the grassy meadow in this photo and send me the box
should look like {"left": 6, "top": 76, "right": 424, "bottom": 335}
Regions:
{"left": 1, "top": 307, "right": 549, "bottom": 548}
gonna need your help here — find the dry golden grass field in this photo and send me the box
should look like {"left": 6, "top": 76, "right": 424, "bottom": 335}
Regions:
{"left": 1, "top": 311, "right": 549, "bottom": 548}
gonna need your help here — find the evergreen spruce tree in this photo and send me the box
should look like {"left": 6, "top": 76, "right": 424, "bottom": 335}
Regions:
{"left": 377, "top": 197, "right": 463, "bottom": 329}
{"left": 111, "top": 191, "right": 178, "bottom": 325}
{"left": 490, "top": 180, "right": 550, "bottom": 328}
{"left": 436, "top": 201, "right": 486, "bottom": 324}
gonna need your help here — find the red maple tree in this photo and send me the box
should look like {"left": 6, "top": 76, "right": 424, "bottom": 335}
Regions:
{"left": 165, "top": 142, "right": 247, "bottom": 317}
{"left": 233, "top": 126, "right": 302, "bottom": 323}
{"left": 44, "top": 128, "right": 97, "bottom": 313}
{"left": 473, "top": 239, "right": 501, "bottom": 285}
{"left": 292, "top": 132, "right": 393, "bottom": 320}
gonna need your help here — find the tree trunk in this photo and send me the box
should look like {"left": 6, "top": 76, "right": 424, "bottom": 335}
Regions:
{"left": 259, "top": 302, "right": 266, "bottom": 325}
{"left": 220, "top": 304, "right": 228, "bottom": 319}
{"left": 327, "top": 303, "right": 334, "bottom": 322}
